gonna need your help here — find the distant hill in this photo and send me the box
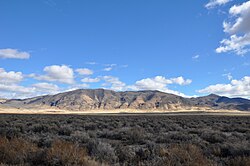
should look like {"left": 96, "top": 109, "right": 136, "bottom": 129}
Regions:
{"left": 1, "top": 89, "right": 250, "bottom": 111}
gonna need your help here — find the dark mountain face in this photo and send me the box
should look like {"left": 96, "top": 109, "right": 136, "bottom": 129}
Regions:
{"left": 215, "top": 96, "right": 250, "bottom": 111}
{"left": 189, "top": 94, "right": 221, "bottom": 107}
{"left": 1, "top": 89, "right": 250, "bottom": 111}
{"left": 216, "top": 96, "right": 250, "bottom": 104}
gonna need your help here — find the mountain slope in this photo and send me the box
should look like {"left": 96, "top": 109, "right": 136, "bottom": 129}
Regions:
{"left": 1, "top": 89, "right": 250, "bottom": 111}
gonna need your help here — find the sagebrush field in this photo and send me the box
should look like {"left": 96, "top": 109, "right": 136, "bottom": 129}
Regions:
{"left": 0, "top": 114, "right": 249, "bottom": 166}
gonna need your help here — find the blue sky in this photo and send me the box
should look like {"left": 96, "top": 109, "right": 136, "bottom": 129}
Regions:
{"left": 0, "top": 0, "right": 250, "bottom": 99}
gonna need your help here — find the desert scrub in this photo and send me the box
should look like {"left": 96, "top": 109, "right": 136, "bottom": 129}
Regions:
{"left": 0, "top": 114, "right": 249, "bottom": 165}
{"left": 47, "top": 139, "right": 98, "bottom": 166}
{"left": 161, "top": 144, "right": 214, "bottom": 166}
{"left": 0, "top": 137, "right": 99, "bottom": 166}
{"left": 0, "top": 137, "right": 39, "bottom": 165}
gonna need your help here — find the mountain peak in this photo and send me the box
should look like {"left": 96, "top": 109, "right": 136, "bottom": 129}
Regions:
{"left": 207, "top": 93, "right": 220, "bottom": 98}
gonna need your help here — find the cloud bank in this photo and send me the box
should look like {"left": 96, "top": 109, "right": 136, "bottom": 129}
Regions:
{"left": 215, "top": 1, "right": 250, "bottom": 55}
{"left": 198, "top": 76, "right": 250, "bottom": 98}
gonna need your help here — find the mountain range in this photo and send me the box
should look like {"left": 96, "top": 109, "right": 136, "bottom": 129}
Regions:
{"left": 1, "top": 89, "right": 250, "bottom": 112}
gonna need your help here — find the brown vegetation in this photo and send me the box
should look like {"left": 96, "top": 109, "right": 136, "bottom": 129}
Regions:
{"left": 0, "top": 114, "right": 249, "bottom": 165}
{"left": 0, "top": 137, "right": 98, "bottom": 166}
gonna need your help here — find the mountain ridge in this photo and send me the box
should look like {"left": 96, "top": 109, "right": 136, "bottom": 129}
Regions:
{"left": 1, "top": 89, "right": 250, "bottom": 111}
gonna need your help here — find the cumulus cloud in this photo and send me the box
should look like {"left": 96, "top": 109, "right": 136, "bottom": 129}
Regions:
{"left": 0, "top": 67, "right": 73, "bottom": 98}
{"left": 0, "top": 82, "right": 62, "bottom": 99}
{"left": 102, "top": 76, "right": 126, "bottom": 91}
{"left": 205, "top": 0, "right": 231, "bottom": 9}
{"left": 32, "top": 82, "right": 59, "bottom": 93}
{"left": 81, "top": 77, "right": 100, "bottom": 83}
{"left": 198, "top": 76, "right": 250, "bottom": 98}
{"left": 0, "top": 68, "right": 35, "bottom": 98}
{"left": 0, "top": 48, "right": 30, "bottom": 59}
{"left": 100, "top": 75, "right": 192, "bottom": 97}
{"left": 0, "top": 68, "right": 23, "bottom": 84}
{"left": 0, "top": 84, "right": 34, "bottom": 94}
{"left": 128, "top": 76, "right": 192, "bottom": 96}
{"left": 224, "top": 1, "right": 250, "bottom": 34}
{"left": 134, "top": 76, "right": 192, "bottom": 87}
{"left": 169, "top": 76, "right": 192, "bottom": 85}
{"left": 76, "top": 68, "right": 93, "bottom": 75}
{"left": 216, "top": 34, "right": 250, "bottom": 55}
{"left": 34, "top": 65, "right": 74, "bottom": 84}
{"left": 216, "top": 1, "right": 250, "bottom": 55}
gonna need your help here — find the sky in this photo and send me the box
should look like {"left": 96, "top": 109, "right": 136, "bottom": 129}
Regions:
{"left": 0, "top": 0, "right": 250, "bottom": 99}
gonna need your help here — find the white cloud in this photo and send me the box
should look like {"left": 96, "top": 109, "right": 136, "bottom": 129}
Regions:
{"left": 105, "top": 64, "right": 116, "bottom": 67}
{"left": 0, "top": 82, "right": 62, "bottom": 99}
{"left": 81, "top": 77, "right": 100, "bottom": 83}
{"left": 0, "top": 67, "right": 74, "bottom": 98}
{"left": 0, "top": 66, "right": 191, "bottom": 99}
{"left": 0, "top": 68, "right": 23, "bottom": 84}
{"left": 222, "top": 72, "right": 233, "bottom": 80}
{"left": 103, "top": 64, "right": 116, "bottom": 71}
{"left": 0, "top": 84, "right": 35, "bottom": 94}
{"left": 34, "top": 65, "right": 74, "bottom": 84}
{"left": 135, "top": 76, "right": 191, "bottom": 86}
{"left": 0, "top": 83, "right": 39, "bottom": 99}
{"left": 198, "top": 76, "right": 250, "bottom": 98}
{"left": 132, "top": 78, "right": 168, "bottom": 91}
{"left": 102, "top": 76, "right": 126, "bottom": 91}
{"left": 170, "top": 76, "right": 192, "bottom": 85}
{"left": 65, "top": 83, "right": 90, "bottom": 92}
{"left": 216, "top": 1, "right": 250, "bottom": 55}
{"left": 216, "top": 34, "right": 250, "bottom": 55}
{"left": 0, "top": 68, "right": 34, "bottom": 98}
{"left": 85, "top": 62, "right": 97, "bottom": 65}
{"left": 128, "top": 76, "right": 192, "bottom": 96}
{"left": 76, "top": 68, "right": 93, "bottom": 75}
{"left": 32, "top": 82, "right": 59, "bottom": 93}
{"left": 205, "top": 0, "right": 231, "bottom": 9}
{"left": 103, "top": 67, "right": 113, "bottom": 71}
{"left": 226, "top": 1, "right": 250, "bottom": 34}
{"left": 0, "top": 48, "right": 30, "bottom": 59}
{"left": 100, "top": 75, "right": 192, "bottom": 96}
{"left": 75, "top": 83, "right": 89, "bottom": 88}
{"left": 192, "top": 55, "right": 200, "bottom": 59}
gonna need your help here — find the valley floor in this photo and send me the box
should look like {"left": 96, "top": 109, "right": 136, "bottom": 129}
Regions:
{"left": 0, "top": 107, "right": 250, "bottom": 116}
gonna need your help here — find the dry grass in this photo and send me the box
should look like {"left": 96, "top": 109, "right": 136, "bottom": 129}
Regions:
{"left": 0, "top": 137, "right": 38, "bottom": 165}
{"left": 0, "top": 137, "right": 98, "bottom": 166}
{"left": 47, "top": 139, "right": 98, "bottom": 166}
{"left": 160, "top": 144, "right": 214, "bottom": 166}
